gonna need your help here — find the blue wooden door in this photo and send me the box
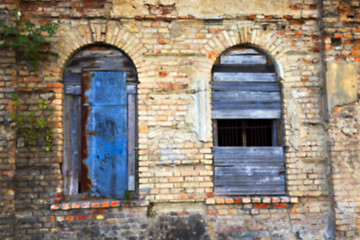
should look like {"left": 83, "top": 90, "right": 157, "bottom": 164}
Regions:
{"left": 82, "top": 71, "right": 127, "bottom": 198}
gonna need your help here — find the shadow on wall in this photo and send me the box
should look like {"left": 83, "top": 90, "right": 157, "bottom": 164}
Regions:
{"left": 146, "top": 214, "right": 210, "bottom": 240}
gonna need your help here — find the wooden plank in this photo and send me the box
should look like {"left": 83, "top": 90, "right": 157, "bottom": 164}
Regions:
{"left": 63, "top": 96, "right": 70, "bottom": 195}
{"left": 212, "top": 101, "right": 281, "bottom": 110}
{"left": 213, "top": 151, "right": 283, "bottom": 159}
{"left": 65, "top": 84, "right": 81, "bottom": 95}
{"left": 221, "top": 55, "right": 267, "bottom": 65}
{"left": 212, "top": 109, "right": 281, "bottom": 119}
{"left": 213, "top": 152, "right": 283, "bottom": 159}
{"left": 213, "top": 146, "right": 283, "bottom": 154}
{"left": 214, "top": 158, "right": 284, "bottom": 166}
{"left": 212, "top": 91, "right": 281, "bottom": 102}
{"left": 225, "top": 49, "right": 259, "bottom": 55}
{"left": 212, "top": 82, "right": 280, "bottom": 92}
{"left": 214, "top": 166, "right": 285, "bottom": 176}
{"left": 212, "top": 120, "right": 218, "bottom": 147}
{"left": 67, "top": 49, "right": 137, "bottom": 75}
{"left": 127, "top": 83, "right": 136, "bottom": 191}
{"left": 214, "top": 175, "right": 285, "bottom": 186}
{"left": 213, "top": 72, "right": 276, "bottom": 82}
{"left": 212, "top": 64, "right": 275, "bottom": 73}
{"left": 68, "top": 95, "right": 81, "bottom": 196}
{"left": 215, "top": 185, "right": 286, "bottom": 195}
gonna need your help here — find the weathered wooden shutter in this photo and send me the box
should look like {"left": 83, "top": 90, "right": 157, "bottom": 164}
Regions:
{"left": 212, "top": 48, "right": 286, "bottom": 195}
{"left": 82, "top": 71, "right": 128, "bottom": 198}
{"left": 64, "top": 47, "right": 138, "bottom": 198}
{"left": 212, "top": 49, "right": 281, "bottom": 119}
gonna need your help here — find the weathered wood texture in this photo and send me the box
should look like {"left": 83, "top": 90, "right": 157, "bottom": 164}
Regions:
{"left": 213, "top": 147, "right": 286, "bottom": 195}
{"left": 63, "top": 46, "right": 138, "bottom": 197}
{"left": 211, "top": 49, "right": 281, "bottom": 119}
{"left": 212, "top": 47, "right": 285, "bottom": 195}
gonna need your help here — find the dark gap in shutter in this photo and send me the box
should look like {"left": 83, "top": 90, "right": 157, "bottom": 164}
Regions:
{"left": 218, "top": 119, "right": 273, "bottom": 147}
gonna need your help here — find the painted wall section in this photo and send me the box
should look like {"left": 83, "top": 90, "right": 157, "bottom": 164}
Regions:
{"left": 326, "top": 62, "right": 358, "bottom": 112}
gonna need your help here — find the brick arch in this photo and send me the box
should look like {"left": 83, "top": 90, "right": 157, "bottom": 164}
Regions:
{"left": 201, "top": 26, "right": 288, "bottom": 78}
{"left": 192, "top": 26, "right": 289, "bottom": 142}
{"left": 51, "top": 20, "right": 147, "bottom": 74}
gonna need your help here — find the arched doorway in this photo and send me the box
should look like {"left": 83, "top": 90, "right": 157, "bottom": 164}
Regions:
{"left": 63, "top": 45, "right": 138, "bottom": 198}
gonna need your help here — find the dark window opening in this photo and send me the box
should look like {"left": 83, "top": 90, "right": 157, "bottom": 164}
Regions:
{"left": 217, "top": 119, "right": 273, "bottom": 147}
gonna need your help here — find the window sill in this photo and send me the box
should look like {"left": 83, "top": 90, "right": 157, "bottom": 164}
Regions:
{"left": 50, "top": 199, "right": 149, "bottom": 211}
{"left": 205, "top": 196, "right": 298, "bottom": 207}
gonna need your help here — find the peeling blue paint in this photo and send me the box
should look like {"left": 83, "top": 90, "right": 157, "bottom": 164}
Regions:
{"left": 83, "top": 71, "right": 128, "bottom": 198}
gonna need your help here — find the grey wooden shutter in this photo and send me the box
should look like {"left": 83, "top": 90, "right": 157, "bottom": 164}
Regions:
{"left": 212, "top": 48, "right": 286, "bottom": 195}
{"left": 212, "top": 49, "right": 281, "bottom": 119}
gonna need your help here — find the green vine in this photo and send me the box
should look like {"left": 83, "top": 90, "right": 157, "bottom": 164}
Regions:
{"left": 8, "top": 93, "right": 53, "bottom": 151}
{"left": 0, "top": 7, "right": 58, "bottom": 70}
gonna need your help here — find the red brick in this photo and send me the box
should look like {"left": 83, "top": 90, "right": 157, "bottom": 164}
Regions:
{"left": 71, "top": 203, "right": 81, "bottom": 209}
{"left": 47, "top": 83, "right": 63, "bottom": 88}
{"left": 215, "top": 198, "right": 225, "bottom": 204}
{"left": 274, "top": 204, "right": 289, "bottom": 208}
{"left": 62, "top": 203, "right": 70, "bottom": 210}
{"left": 159, "top": 71, "right": 167, "bottom": 77}
{"left": 158, "top": 39, "right": 168, "bottom": 44}
{"left": 86, "top": 215, "right": 95, "bottom": 220}
{"left": 290, "top": 20, "right": 304, "bottom": 25}
{"left": 234, "top": 198, "right": 242, "bottom": 204}
{"left": 254, "top": 204, "right": 270, "bottom": 209}
{"left": 91, "top": 202, "right": 100, "bottom": 208}
{"left": 324, "top": 45, "right": 333, "bottom": 50}
{"left": 206, "top": 210, "right": 218, "bottom": 215}
{"left": 334, "top": 33, "right": 343, "bottom": 38}
{"left": 178, "top": 211, "right": 186, "bottom": 216}
{"left": 111, "top": 201, "right": 120, "bottom": 207}
{"left": 101, "top": 202, "right": 110, "bottom": 208}
{"left": 301, "top": 77, "right": 309, "bottom": 82}
{"left": 91, "top": 209, "right": 108, "bottom": 214}
{"left": 24, "top": 77, "right": 42, "bottom": 82}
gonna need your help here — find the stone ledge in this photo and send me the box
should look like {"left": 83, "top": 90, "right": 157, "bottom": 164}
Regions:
{"left": 50, "top": 199, "right": 149, "bottom": 211}
{"left": 205, "top": 196, "right": 298, "bottom": 206}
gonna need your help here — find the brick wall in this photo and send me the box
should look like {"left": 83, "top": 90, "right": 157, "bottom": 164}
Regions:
{"left": 0, "top": 2, "right": 16, "bottom": 239}
{"left": 0, "top": 0, "right": 358, "bottom": 239}
{"left": 322, "top": 1, "right": 360, "bottom": 239}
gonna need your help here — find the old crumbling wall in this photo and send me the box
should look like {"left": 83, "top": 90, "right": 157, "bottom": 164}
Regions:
{"left": 0, "top": 2, "right": 16, "bottom": 239}
{"left": 322, "top": 0, "right": 360, "bottom": 239}
{"left": 0, "top": 0, "right": 357, "bottom": 239}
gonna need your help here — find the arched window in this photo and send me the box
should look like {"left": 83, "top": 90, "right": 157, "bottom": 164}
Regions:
{"left": 63, "top": 46, "right": 137, "bottom": 198}
{"left": 211, "top": 46, "right": 285, "bottom": 195}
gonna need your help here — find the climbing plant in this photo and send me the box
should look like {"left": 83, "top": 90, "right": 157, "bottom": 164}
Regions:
{"left": 0, "top": 8, "right": 58, "bottom": 70}
{"left": 7, "top": 93, "right": 54, "bottom": 151}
